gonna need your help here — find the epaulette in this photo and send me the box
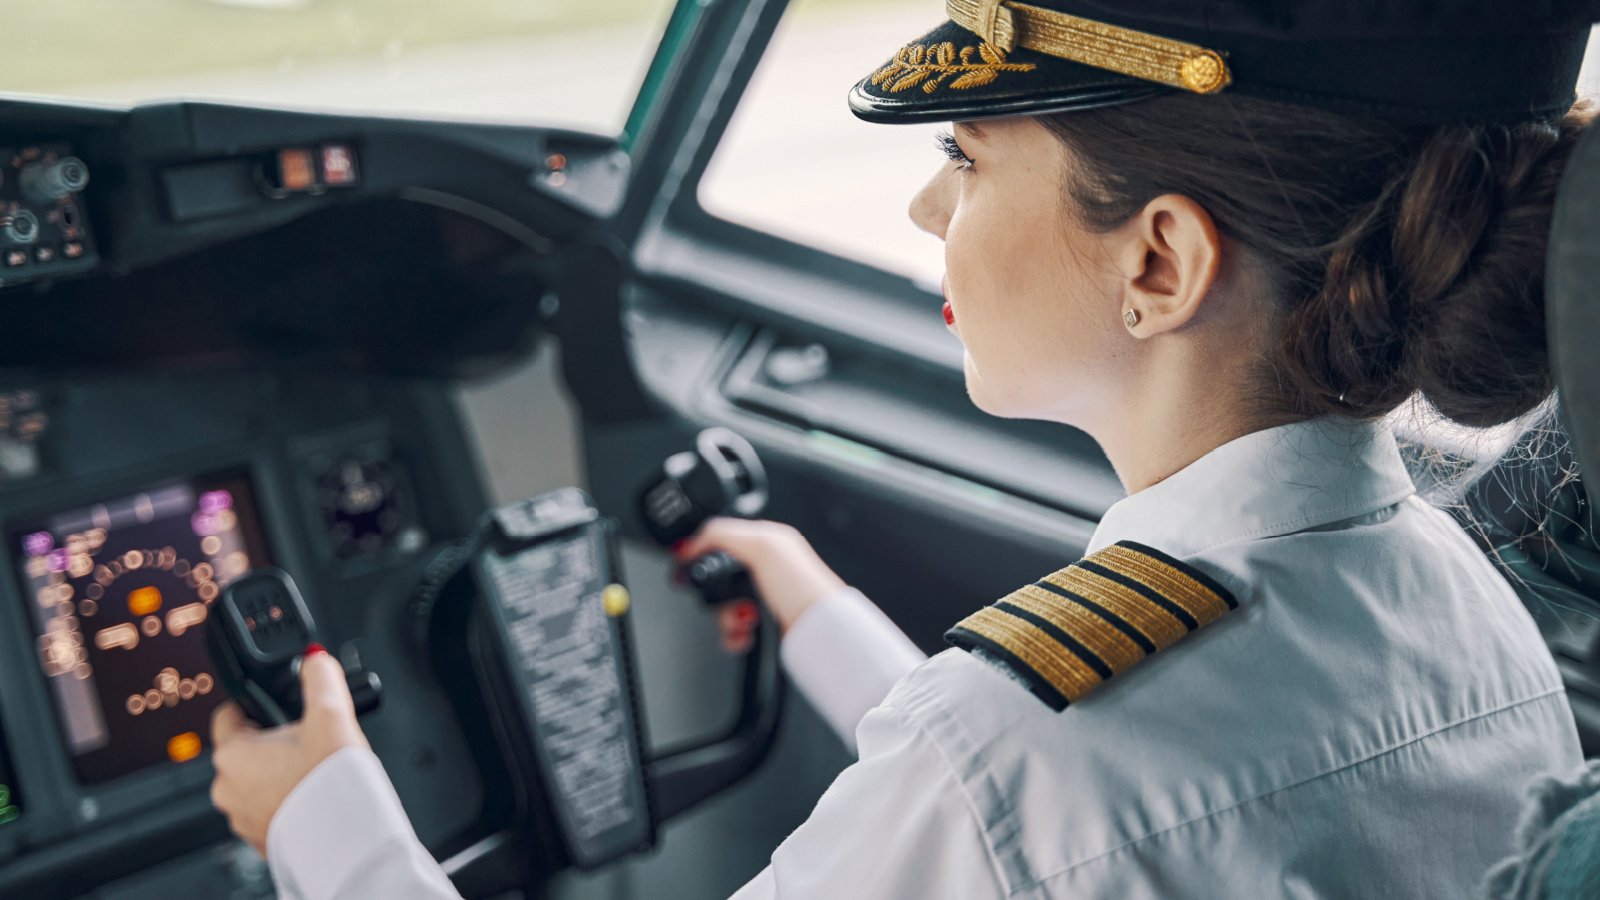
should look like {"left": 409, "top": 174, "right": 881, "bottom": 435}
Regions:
{"left": 945, "top": 540, "right": 1237, "bottom": 711}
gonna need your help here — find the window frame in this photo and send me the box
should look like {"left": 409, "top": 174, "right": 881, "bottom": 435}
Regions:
{"left": 610, "top": 0, "right": 1124, "bottom": 522}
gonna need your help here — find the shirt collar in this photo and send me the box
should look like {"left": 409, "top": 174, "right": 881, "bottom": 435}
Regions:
{"left": 1087, "top": 417, "right": 1417, "bottom": 558}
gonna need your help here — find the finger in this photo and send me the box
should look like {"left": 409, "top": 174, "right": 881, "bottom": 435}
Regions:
{"left": 721, "top": 623, "right": 756, "bottom": 654}
{"left": 210, "top": 701, "right": 256, "bottom": 746}
{"left": 717, "top": 600, "right": 758, "bottom": 631}
{"left": 676, "top": 517, "right": 763, "bottom": 562}
{"left": 298, "top": 647, "right": 356, "bottom": 725}
{"left": 673, "top": 517, "right": 728, "bottom": 562}
{"left": 211, "top": 777, "right": 233, "bottom": 814}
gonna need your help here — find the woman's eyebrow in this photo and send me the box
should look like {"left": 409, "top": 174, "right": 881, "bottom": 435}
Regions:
{"left": 956, "top": 121, "right": 986, "bottom": 140}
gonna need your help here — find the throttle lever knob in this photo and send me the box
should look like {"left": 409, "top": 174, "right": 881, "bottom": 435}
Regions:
{"left": 638, "top": 428, "right": 768, "bottom": 545}
{"left": 683, "top": 551, "right": 757, "bottom": 605}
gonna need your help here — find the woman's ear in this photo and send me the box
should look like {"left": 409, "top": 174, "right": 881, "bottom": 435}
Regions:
{"left": 1114, "top": 194, "right": 1221, "bottom": 336}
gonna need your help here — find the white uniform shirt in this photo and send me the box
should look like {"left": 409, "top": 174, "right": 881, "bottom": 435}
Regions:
{"left": 266, "top": 417, "right": 1583, "bottom": 899}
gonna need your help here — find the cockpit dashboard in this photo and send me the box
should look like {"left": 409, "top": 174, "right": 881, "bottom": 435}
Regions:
{"left": 0, "top": 92, "right": 626, "bottom": 898}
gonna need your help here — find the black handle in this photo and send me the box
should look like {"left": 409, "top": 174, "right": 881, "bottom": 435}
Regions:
{"left": 635, "top": 428, "right": 785, "bottom": 822}
{"left": 348, "top": 669, "right": 384, "bottom": 717}
{"left": 644, "top": 610, "right": 785, "bottom": 822}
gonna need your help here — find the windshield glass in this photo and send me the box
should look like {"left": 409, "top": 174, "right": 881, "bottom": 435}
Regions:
{"left": 3, "top": 0, "right": 676, "bottom": 134}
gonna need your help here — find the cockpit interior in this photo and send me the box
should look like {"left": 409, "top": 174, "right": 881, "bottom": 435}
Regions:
{"left": 2, "top": 2, "right": 1600, "bottom": 898}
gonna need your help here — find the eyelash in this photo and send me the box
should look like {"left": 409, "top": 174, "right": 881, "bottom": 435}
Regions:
{"left": 935, "top": 130, "right": 974, "bottom": 169}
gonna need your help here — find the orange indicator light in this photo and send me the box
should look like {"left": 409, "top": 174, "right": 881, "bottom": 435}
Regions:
{"left": 278, "top": 148, "right": 317, "bottom": 192}
{"left": 128, "top": 586, "right": 163, "bottom": 616}
{"left": 167, "top": 732, "right": 202, "bottom": 764}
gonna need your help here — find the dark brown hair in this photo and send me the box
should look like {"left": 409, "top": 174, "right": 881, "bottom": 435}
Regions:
{"left": 1039, "top": 95, "right": 1596, "bottom": 429}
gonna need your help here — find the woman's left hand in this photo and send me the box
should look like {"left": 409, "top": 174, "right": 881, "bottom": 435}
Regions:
{"left": 209, "top": 646, "right": 368, "bottom": 856}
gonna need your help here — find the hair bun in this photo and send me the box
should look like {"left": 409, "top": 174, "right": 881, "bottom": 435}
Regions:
{"left": 1285, "top": 101, "right": 1594, "bottom": 428}
{"left": 1392, "top": 105, "right": 1594, "bottom": 428}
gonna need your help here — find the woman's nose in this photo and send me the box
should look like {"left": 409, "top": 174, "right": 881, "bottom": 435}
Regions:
{"left": 909, "top": 165, "right": 956, "bottom": 240}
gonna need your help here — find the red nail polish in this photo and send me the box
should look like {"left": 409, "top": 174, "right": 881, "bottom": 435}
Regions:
{"left": 732, "top": 601, "right": 759, "bottom": 626}
{"left": 304, "top": 643, "right": 328, "bottom": 657}
{"left": 671, "top": 539, "right": 688, "bottom": 555}
{"left": 942, "top": 301, "right": 955, "bottom": 325}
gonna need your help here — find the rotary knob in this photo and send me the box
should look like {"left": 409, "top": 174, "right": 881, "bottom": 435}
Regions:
{"left": 1, "top": 210, "right": 40, "bottom": 245}
{"left": 19, "top": 157, "right": 89, "bottom": 204}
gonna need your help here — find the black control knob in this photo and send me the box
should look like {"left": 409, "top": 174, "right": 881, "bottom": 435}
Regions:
{"left": 685, "top": 551, "right": 757, "bottom": 605}
{"left": 19, "top": 157, "right": 89, "bottom": 204}
{"left": 209, "top": 568, "right": 383, "bottom": 726}
{"left": 0, "top": 211, "right": 39, "bottom": 245}
{"left": 638, "top": 428, "right": 768, "bottom": 545}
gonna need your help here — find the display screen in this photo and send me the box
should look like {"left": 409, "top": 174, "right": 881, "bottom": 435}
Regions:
{"left": 13, "top": 474, "right": 271, "bottom": 785}
{"left": 0, "top": 727, "right": 18, "bottom": 826}
{"left": 315, "top": 456, "right": 422, "bottom": 560}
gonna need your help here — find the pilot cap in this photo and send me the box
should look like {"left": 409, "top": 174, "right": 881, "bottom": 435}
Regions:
{"left": 848, "top": 0, "right": 1600, "bottom": 125}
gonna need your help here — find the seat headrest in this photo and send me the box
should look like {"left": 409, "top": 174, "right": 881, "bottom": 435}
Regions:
{"left": 1548, "top": 123, "right": 1600, "bottom": 509}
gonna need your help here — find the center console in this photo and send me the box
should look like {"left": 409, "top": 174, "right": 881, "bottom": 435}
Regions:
{"left": 0, "top": 365, "right": 784, "bottom": 900}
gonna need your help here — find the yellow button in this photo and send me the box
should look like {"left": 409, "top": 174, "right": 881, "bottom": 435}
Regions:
{"left": 167, "top": 732, "right": 202, "bottom": 764}
{"left": 601, "top": 584, "right": 630, "bottom": 617}
{"left": 128, "top": 586, "right": 163, "bottom": 617}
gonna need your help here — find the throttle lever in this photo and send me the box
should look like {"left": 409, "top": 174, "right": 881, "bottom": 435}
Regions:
{"left": 207, "top": 567, "right": 382, "bottom": 727}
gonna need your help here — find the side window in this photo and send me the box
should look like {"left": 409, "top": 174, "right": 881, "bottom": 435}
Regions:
{"left": 698, "top": 0, "right": 947, "bottom": 285}
{"left": 1588, "top": 29, "right": 1600, "bottom": 96}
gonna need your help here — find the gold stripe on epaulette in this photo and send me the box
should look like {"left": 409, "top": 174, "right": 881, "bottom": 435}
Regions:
{"left": 1006, "top": 585, "right": 1146, "bottom": 673}
{"left": 1095, "top": 544, "right": 1234, "bottom": 625}
{"left": 1044, "top": 566, "right": 1189, "bottom": 649}
{"left": 947, "top": 541, "right": 1236, "bottom": 711}
{"left": 958, "top": 606, "right": 1105, "bottom": 699}
{"left": 945, "top": 0, "right": 1232, "bottom": 95}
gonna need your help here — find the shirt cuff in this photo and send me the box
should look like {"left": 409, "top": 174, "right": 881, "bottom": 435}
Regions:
{"left": 266, "top": 745, "right": 435, "bottom": 900}
{"left": 780, "top": 587, "right": 928, "bottom": 753}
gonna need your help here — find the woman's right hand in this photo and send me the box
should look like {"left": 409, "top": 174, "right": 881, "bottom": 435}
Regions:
{"left": 674, "top": 517, "right": 846, "bottom": 636}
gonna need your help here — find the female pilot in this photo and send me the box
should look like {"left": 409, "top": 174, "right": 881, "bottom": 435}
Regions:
{"left": 210, "top": 0, "right": 1600, "bottom": 896}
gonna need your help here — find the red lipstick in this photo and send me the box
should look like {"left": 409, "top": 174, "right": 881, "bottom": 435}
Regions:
{"left": 942, "top": 301, "right": 955, "bottom": 325}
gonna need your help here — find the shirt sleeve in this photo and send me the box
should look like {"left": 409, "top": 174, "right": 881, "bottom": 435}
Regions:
{"left": 726, "top": 701, "right": 1005, "bottom": 900}
{"left": 267, "top": 745, "right": 461, "bottom": 900}
{"left": 779, "top": 587, "right": 928, "bottom": 752}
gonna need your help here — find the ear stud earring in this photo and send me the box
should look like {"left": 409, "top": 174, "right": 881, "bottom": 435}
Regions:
{"left": 1123, "top": 308, "right": 1141, "bottom": 328}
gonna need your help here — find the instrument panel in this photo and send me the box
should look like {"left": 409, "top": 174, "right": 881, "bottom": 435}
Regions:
{"left": 0, "top": 142, "right": 97, "bottom": 286}
{"left": 13, "top": 474, "right": 270, "bottom": 785}
{"left": 0, "top": 371, "right": 488, "bottom": 899}
{"left": 0, "top": 97, "right": 613, "bottom": 898}
{"left": 0, "top": 728, "right": 18, "bottom": 829}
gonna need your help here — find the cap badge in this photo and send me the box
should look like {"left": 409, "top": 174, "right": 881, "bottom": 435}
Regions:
{"left": 946, "top": 0, "right": 1232, "bottom": 95}
{"left": 871, "top": 41, "right": 1037, "bottom": 94}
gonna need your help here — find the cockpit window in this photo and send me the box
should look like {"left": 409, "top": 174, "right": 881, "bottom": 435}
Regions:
{"left": 2, "top": 0, "right": 677, "bottom": 134}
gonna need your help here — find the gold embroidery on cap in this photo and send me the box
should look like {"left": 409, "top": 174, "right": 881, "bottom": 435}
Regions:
{"left": 945, "top": 0, "right": 1232, "bottom": 95}
{"left": 870, "top": 41, "right": 1037, "bottom": 95}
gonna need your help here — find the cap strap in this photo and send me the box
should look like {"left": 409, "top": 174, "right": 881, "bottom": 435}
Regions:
{"left": 946, "top": 0, "right": 1232, "bottom": 94}
{"left": 969, "top": 0, "right": 1018, "bottom": 49}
